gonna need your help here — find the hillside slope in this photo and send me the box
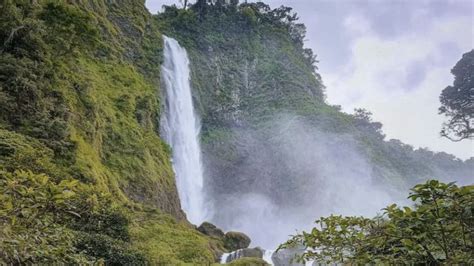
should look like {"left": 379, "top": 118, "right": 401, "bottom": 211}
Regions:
{"left": 0, "top": 1, "right": 217, "bottom": 263}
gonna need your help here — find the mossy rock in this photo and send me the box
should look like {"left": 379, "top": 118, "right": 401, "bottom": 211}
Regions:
{"left": 198, "top": 221, "right": 225, "bottom": 238}
{"left": 224, "top": 231, "right": 251, "bottom": 251}
{"left": 239, "top": 247, "right": 264, "bottom": 259}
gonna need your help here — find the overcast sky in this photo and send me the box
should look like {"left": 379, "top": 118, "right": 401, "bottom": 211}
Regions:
{"left": 146, "top": 0, "right": 473, "bottom": 160}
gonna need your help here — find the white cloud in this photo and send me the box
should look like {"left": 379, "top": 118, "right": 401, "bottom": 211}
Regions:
{"left": 325, "top": 16, "right": 473, "bottom": 159}
{"left": 344, "top": 14, "right": 372, "bottom": 35}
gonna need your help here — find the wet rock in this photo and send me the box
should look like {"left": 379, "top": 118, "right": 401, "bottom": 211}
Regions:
{"left": 224, "top": 231, "right": 251, "bottom": 251}
{"left": 225, "top": 247, "right": 264, "bottom": 263}
{"left": 271, "top": 245, "right": 305, "bottom": 266}
{"left": 197, "top": 222, "right": 225, "bottom": 238}
{"left": 240, "top": 247, "right": 264, "bottom": 259}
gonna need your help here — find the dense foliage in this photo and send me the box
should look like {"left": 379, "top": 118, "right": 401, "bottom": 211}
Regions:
{"left": 0, "top": 1, "right": 90, "bottom": 164}
{"left": 0, "top": 170, "right": 144, "bottom": 264}
{"left": 439, "top": 49, "right": 474, "bottom": 141}
{"left": 279, "top": 180, "right": 474, "bottom": 264}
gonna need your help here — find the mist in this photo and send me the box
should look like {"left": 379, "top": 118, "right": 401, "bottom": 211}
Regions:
{"left": 205, "top": 114, "right": 405, "bottom": 249}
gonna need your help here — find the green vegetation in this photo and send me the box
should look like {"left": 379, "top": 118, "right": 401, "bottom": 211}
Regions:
{"left": 279, "top": 180, "right": 474, "bottom": 264}
{"left": 0, "top": 1, "right": 218, "bottom": 264}
{"left": 157, "top": 1, "right": 326, "bottom": 128}
{"left": 0, "top": 170, "right": 141, "bottom": 264}
{"left": 129, "top": 211, "right": 214, "bottom": 264}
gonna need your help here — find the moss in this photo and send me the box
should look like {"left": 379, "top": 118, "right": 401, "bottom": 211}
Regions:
{"left": 129, "top": 210, "right": 215, "bottom": 264}
{"left": 62, "top": 57, "right": 176, "bottom": 202}
{"left": 224, "top": 231, "right": 251, "bottom": 251}
{"left": 0, "top": 129, "right": 60, "bottom": 178}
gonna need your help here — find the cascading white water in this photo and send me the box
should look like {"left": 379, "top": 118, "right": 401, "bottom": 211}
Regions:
{"left": 160, "top": 36, "right": 207, "bottom": 224}
{"left": 220, "top": 249, "right": 275, "bottom": 265}
{"left": 262, "top": 250, "right": 274, "bottom": 265}
{"left": 220, "top": 252, "right": 231, "bottom": 264}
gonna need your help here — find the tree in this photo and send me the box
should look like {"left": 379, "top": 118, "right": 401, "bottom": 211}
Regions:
{"left": 191, "top": 0, "right": 209, "bottom": 15}
{"left": 439, "top": 50, "right": 474, "bottom": 141}
{"left": 353, "top": 108, "right": 384, "bottom": 138}
{"left": 180, "top": 0, "right": 189, "bottom": 9}
{"left": 278, "top": 180, "right": 474, "bottom": 264}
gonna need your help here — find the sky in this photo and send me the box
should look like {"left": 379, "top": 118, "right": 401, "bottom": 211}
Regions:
{"left": 146, "top": 0, "right": 474, "bottom": 160}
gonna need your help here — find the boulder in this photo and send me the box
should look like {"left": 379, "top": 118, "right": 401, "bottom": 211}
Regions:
{"left": 197, "top": 222, "right": 225, "bottom": 238}
{"left": 271, "top": 245, "right": 305, "bottom": 266}
{"left": 224, "top": 231, "right": 251, "bottom": 251}
{"left": 240, "top": 247, "right": 264, "bottom": 259}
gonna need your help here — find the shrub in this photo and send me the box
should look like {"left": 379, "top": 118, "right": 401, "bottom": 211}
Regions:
{"left": 279, "top": 180, "right": 474, "bottom": 264}
{"left": 0, "top": 170, "right": 143, "bottom": 264}
{"left": 0, "top": 170, "right": 90, "bottom": 263}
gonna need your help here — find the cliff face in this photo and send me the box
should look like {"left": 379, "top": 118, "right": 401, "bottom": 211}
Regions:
{"left": 0, "top": 1, "right": 217, "bottom": 264}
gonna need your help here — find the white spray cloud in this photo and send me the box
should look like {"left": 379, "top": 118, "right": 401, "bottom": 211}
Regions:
{"left": 210, "top": 114, "right": 400, "bottom": 249}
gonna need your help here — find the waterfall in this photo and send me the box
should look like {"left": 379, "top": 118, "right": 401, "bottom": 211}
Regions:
{"left": 262, "top": 250, "right": 274, "bottom": 265}
{"left": 220, "top": 249, "right": 275, "bottom": 265}
{"left": 160, "top": 36, "right": 207, "bottom": 224}
{"left": 220, "top": 250, "right": 243, "bottom": 264}
{"left": 220, "top": 252, "right": 231, "bottom": 264}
